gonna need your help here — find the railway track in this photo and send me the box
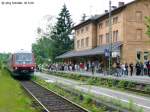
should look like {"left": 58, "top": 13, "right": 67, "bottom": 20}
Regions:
{"left": 20, "top": 80, "right": 89, "bottom": 112}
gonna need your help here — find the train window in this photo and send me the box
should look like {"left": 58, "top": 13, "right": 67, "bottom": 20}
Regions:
{"left": 15, "top": 53, "right": 32, "bottom": 64}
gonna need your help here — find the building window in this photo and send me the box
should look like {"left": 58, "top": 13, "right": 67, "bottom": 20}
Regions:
{"left": 99, "top": 35, "right": 103, "bottom": 45}
{"left": 113, "top": 31, "right": 115, "bottom": 42}
{"left": 105, "top": 20, "right": 109, "bottom": 27}
{"left": 106, "top": 33, "right": 109, "bottom": 43}
{"left": 113, "top": 16, "right": 118, "bottom": 24}
{"left": 77, "top": 30, "right": 79, "bottom": 35}
{"left": 116, "top": 30, "right": 118, "bottom": 42}
{"left": 98, "top": 22, "right": 103, "bottom": 29}
{"left": 86, "top": 26, "right": 89, "bottom": 31}
{"left": 81, "top": 39, "right": 84, "bottom": 48}
{"left": 136, "top": 29, "right": 142, "bottom": 40}
{"left": 136, "top": 11, "right": 142, "bottom": 23}
{"left": 86, "top": 37, "right": 89, "bottom": 47}
{"left": 136, "top": 51, "right": 141, "bottom": 61}
{"left": 81, "top": 28, "right": 84, "bottom": 33}
{"left": 77, "top": 40, "right": 80, "bottom": 48}
{"left": 97, "top": 36, "right": 99, "bottom": 45}
{"left": 113, "top": 30, "right": 118, "bottom": 42}
{"left": 144, "top": 52, "right": 149, "bottom": 61}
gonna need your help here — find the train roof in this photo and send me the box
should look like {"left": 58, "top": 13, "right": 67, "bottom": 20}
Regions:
{"left": 14, "top": 49, "right": 32, "bottom": 54}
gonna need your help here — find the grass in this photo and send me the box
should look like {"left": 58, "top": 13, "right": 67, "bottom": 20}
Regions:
{"left": 0, "top": 69, "right": 38, "bottom": 112}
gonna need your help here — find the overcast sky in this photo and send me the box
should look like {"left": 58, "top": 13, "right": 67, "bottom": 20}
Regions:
{"left": 0, "top": 0, "right": 134, "bottom": 53}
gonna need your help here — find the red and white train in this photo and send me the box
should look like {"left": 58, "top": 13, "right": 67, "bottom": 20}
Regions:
{"left": 8, "top": 50, "right": 36, "bottom": 77}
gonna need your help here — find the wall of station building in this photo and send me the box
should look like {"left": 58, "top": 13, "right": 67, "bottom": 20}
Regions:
{"left": 97, "top": 12, "right": 124, "bottom": 46}
{"left": 71, "top": 0, "right": 150, "bottom": 65}
{"left": 74, "top": 23, "right": 97, "bottom": 51}
{"left": 121, "top": 42, "right": 150, "bottom": 64}
{"left": 121, "top": 0, "right": 150, "bottom": 64}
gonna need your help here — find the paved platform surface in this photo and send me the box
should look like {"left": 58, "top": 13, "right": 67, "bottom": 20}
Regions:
{"left": 55, "top": 70, "right": 150, "bottom": 85}
{"left": 35, "top": 72, "right": 150, "bottom": 112}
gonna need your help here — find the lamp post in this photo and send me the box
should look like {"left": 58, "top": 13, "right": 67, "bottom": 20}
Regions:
{"left": 108, "top": 0, "right": 112, "bottom": 75}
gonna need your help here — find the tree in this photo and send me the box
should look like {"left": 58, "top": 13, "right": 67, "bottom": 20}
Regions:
{"left": 32, "top": 15, "right": 56, "bottom": 64}
{"left": 0, "top": 53, "right": 10, "bottom": 68}
{"left": 32, "top": 36, "right": 54, "bottom": 64}
{"left": 50, "top": 4, "right": 73, "bottom": 60}
{"left": 145, "top": 16, "right": 150, "bottom": 36}
{"left": 32, "top": 4, "right": 73, "bottom": 64}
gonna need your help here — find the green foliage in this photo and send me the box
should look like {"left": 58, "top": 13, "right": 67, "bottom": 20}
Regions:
{"left": 83, "top": 95, "right": 92, "bottom": 104}
{"left": 106, "top": 79, "right": 113, "bottom": 87}
{"left": 138, "top": 108, "right": 144, "bottom": 112}
{"left": 127, "top": 82, "right": 136, "bottom": 88}
{"left": 117, "top": 80, "right": 128, "bottom": 88}
{"left": 50, "top": 4, "right": 74, "bottom": 61}
{"left": 145, "top": 16, "right": 150, "bottom": 36}
{"left": 144, "top": 85, "right": 150, "bottom": 93}
{"left": 91, "top": 105, "right": 105, "bottom": 112}
{"left": 0, "top": 53, "right": 9, "bottom": 63}
{"left": 32, "top": 5, "right": 73, "bottom": 63}
{"left": 32, "top": 37, "right": 53, "bottom": 64}
{"left": 0, "top": 53, "right": 10, "bottom": 69}
{"left": 128, "top": 100, "right": 135, "bottom": 111}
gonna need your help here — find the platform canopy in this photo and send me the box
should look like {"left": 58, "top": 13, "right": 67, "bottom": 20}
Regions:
{"left": 56, "top": 41, "right": 122, "bottom": 59}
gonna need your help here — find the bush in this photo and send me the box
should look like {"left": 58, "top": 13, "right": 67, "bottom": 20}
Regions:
{"left": 106, "top": 79, "right": 113, "bottom": 87}
{"left": 112, "top": 79, "right": 118, "bottom": 87}
{"left": 118, "top": 80, "right": 128, "bottom": 88}
{"left": 83, "top": 95, "right": 92, "bottom": 104}
{"left": 144, "top": 85, "right": 150, "bottom": 93}
{"left": 87, "top": 78, "right": 94, "bottom": 85}
{"left": 78, "top": 93, "right": 84, "bottom": 101}
{"left": 0, "top": 61, "right": 2, "bottom": 69}
{"left": 128, "top": 100, "right": 134, "bottom": 111}
{"left": 127, "top": 82, "right": 136, "bottom": 89}
{"left": 91, "top": 105, "right": 105, "bottom": 112}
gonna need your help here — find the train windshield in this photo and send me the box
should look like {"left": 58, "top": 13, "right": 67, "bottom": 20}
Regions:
{"left": 15, "top": 53, "right": 32, "bottom": 64}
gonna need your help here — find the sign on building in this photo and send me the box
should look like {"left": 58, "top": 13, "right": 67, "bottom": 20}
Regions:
{"left": 112, "top": 51, "right": 120, "bottom": 58}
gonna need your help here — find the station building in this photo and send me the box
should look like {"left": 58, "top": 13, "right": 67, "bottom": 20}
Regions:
{"left": 57, "top": 0, "right": 150, "bottom": 67}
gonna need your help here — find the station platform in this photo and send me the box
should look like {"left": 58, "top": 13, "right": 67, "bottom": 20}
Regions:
{"left": 54, "top": 70, "right": 150, "bottom": 85}
{"left": 35, "top": 72, "right": 150, "bottom": 112}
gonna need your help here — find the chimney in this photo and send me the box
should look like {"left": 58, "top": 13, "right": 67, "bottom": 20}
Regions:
{"left": 118, "top": 2, "right": 124, "bottom": 7}
{"left": 112, "top": 6, "right": 117, "bottom": 9}
{"left": 105, "top": 10, "right": 108, "bottom": 13}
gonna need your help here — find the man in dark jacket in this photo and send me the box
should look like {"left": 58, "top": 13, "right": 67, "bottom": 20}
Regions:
{"left": 125, "top": 63, "right": 128, "bottom": 76}
{"left": 147, "top": 60, "right": 150, "bottom": 76}
{"left": 135, "top": 62, "right": 141, "bottom": 76}
{"left": 129, "top": 63, "right": 134, "bottom": 76}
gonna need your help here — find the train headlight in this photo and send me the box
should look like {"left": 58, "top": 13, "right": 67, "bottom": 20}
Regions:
{"left": 31, "top": 67, "right": 34, "bottom": 69}
{"left": 15, "top": 67, "right": 18, "bottom": 70}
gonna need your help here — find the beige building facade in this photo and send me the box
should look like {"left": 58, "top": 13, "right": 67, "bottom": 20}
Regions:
{"left": 58, "top": 0, "right": 150, "bottom": 65}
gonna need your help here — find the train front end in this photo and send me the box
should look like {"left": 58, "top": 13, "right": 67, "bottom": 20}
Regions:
{"left": 13, "top": 52, "right": 36, "bottom": 74}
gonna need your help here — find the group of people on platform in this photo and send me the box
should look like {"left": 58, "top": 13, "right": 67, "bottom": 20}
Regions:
{"left": 46, "top": 62, "right": 97, "bottom": 74}
{"left": 114, "top": 61, "right": 150, "bottom": 77}
{"left": 40, "top": 60, "right": 150, "bottom": 77}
